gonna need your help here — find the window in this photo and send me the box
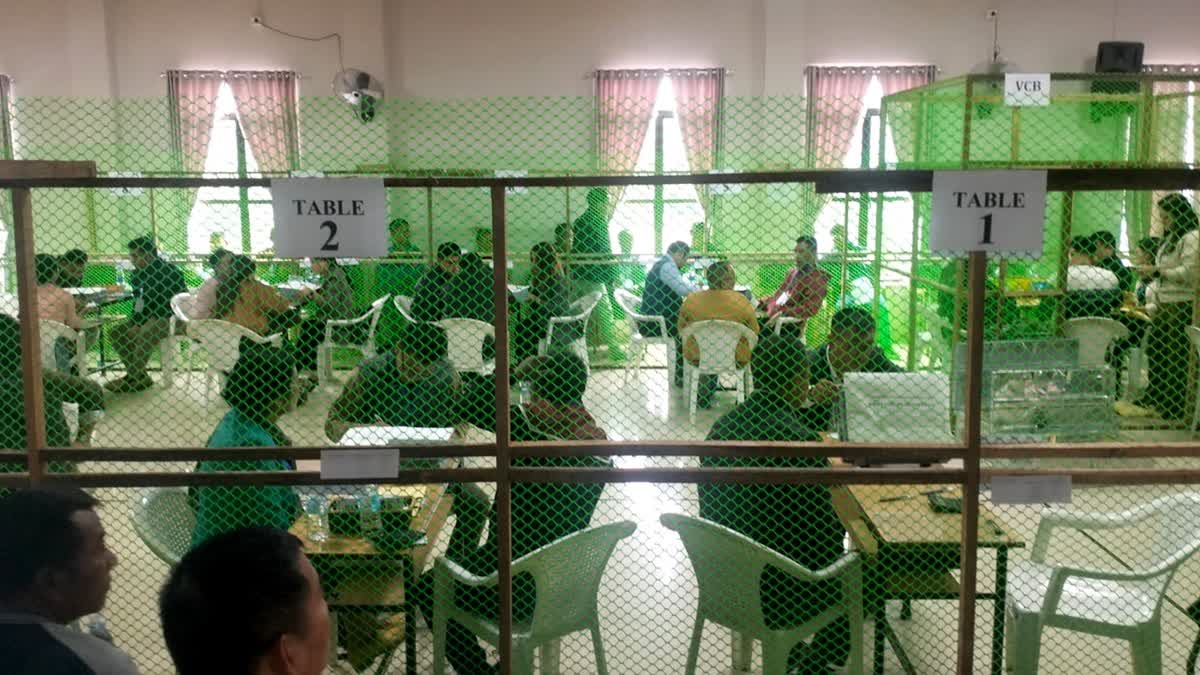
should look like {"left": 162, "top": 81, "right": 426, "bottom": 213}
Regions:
{"left": 186, "top": 83, "right": 274, "bottom": 255}
{"left": 609, "top": 77, "right": 707, "bottom": 256}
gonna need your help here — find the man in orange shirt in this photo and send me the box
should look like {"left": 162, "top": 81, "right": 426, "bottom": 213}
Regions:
{"left": 679, "top": 261, "right": 759, "bottom": 408}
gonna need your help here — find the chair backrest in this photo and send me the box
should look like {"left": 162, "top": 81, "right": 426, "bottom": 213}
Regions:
{"left": 660, "top": 513, "right": 842, "bottom": 636}
{"left": 131, "top": 487, "right": 196, "bottom": 566}
{"left": 1186, "top": 326, "right": 1200, "bottom": 358}
{"left": 187, "top": 319, "right": 276, "bottom": 373}
{"left": 394, "top": 294, "right": 417, "bottom": 323}
{"left": 842, "top": 372, "right": 954, "bottom": 444}
{"left": 1146, "top": 493, "right": 1200, "bottom": 578}
{"left": 0, "top": 294, "right": 17, "bottom": 317}
{"left": 1062, "top": 317, "right": 1130, "bottom": 369}
{"left": 680, "top": 320, "right": 758, "bottom": 372}
{"left": 434, "top": 318, "right": 495, "bottom": 373}
{"left": 37, "top": 320, "right": 78, "bottom": 370}
{"left": 170, "top": 292, "right": 197, "bottom": 322}
{"left": 515, "top": 521, "right": 636, "bottom": 640}
{"left": 547, "top": 291, "right": 602, "bottom": 343}
{"left": 614, "top": 288, "right": 666, "bottom": 336}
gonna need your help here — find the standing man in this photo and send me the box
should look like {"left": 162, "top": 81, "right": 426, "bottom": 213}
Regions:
{"left": 679, "top": 261, "right": 760, "bottom": 407}
{"left": 106, "top": 236, "right": 186, "bottom": 393}
{"left": 572, "top": 188, "right": 622, "bottom": 361}
{"left": 640, "top": 241, "right": 696, "bottom": 386}
{"left": 761, "top": 236, "right": 829, "bottom": 339}
{"left": 411, "top": 242, "right": 461, "bottom": 322}
{"left": 0, "top": 488, "right": 138, "bottom": 675}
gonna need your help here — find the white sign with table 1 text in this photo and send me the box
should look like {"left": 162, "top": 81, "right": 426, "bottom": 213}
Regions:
{"left": 271, "top": 178, "right": 388, "bottom": 258}
{"left": 930, "top": 170, "right": 1047, "bottom": 256}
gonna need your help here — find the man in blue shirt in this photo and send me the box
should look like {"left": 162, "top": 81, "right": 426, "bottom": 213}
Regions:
{"left": 639, "top": 241, "right": 696, "bottom": 386}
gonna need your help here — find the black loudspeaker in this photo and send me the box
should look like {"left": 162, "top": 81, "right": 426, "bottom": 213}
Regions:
{"left": 1091, "top": 41, "right": 1144, "bottom": 120}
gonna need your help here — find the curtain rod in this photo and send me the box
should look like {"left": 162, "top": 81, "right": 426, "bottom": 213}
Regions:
{"left": 159, "top": 70, "right": 307, "bottom": 79}
{"left": 804, "top": 64, "right": 940, "bottom": 75}
{"left": 586, "top": 67, "right": 731, "bottom": 80}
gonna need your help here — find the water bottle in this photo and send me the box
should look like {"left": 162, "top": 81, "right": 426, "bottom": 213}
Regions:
{"left": 114, "top": 265, "right": 126, "bottom": 288}
{"left": 85, "top": 615, "right": 113, "bottom": 643}
{"left": 303, "top": 496, "right": 328, "bottom": 543}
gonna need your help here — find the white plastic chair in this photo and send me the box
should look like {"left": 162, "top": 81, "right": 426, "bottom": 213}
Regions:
{"left": 394, "top": 294, "right": 418, "bottom": 323}
{"left": 432, "top": 520, "right": 636, "bottom": 675}
{"left": 538, "top": 290, "right": 602, "bottom": 367}
{"left": 916, "top": 305, "right": 957, "bottom": 371}
{"left": 317, "top": 295, "right": 389, "bottom": 385}
{"left": 186, "top": 319, "right": 282, "bottom": 400}
{"left": 434, "top": 318, "right": 495, "bottom": 375}
{"left": 660, "top": 513, "right": 863, "bottom": 675}
{"left": 1006, "top": 492, "right": 1200, "bottom": 675}
{"left": 38, "top": 320, "right": 88, "bottom": 376}
{"left": 1062, "top": 317, "right": 1130, "bottom": 369}
{"left": 164, "top": 292, "right": 201, "bottom": 385}
{"left": 613, "top": 288, "right": 676, "bottom": 385}
{"left": 131, "top": 487, "right": 196, "bottom": 566}
{"left": 0, "top": 293, "right": 18, "bottom": 316}
{"left": 679, "top": 320, "right": 758, "bottom": 421}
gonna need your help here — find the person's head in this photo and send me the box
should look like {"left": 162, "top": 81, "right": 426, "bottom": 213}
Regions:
{"left": 531, "top": 349, "right": 589, "bottom": 406}
{"left": 1068, "top": 235, "right": 1097, "bottom": 266}
{"left": 127, "top": 236, "right": 157, "bottom": 269}
{"left": 160, "top": 527, "right": 329, "bottom": 675}
{"left": 59, "top": 249, "right": 88, "bottom": 285}
{"left": 473, "top": 228, "right": 493, "bottom": 257}
{"left": 214, "top": 255, "right": 258, "bottom": 319}
{"left": 705, "top": 261, "right": 736, "bottom": 290}
{"left": 310, "top": 258, "right": 338, "bottom": 277}
{"left": 0, "top": 314, "right": 19, "bottom": 376}
{"left": 585, "top": 188, "right": 607, "bottom": 212}
{"left": 750, "top": 334, "right": 811, "bottom": 409}
{"left": 1135, "top": 237, "right": 1162, "bottom": 265}
{"left": 1091, "top": 231, "right": 1118, "bottom": 260}
{"left": 222, "top": 343, "right": 297, "bottom": 424}
{"left": 395, "top": 322, "right": 448, "bottom": 377}
{"left": 530, "top": 241, "right": 562, "bottom": 280}
{"left": 666, "top": 241, "right": 690, "bottom": 269}
{"left": 207, "top": 248, "right": 234, "bottom": 279}
{"left": 0, "top": 488, "right": 116, "bottom": 624}
{"left": 35, "top": 254, "right": 61, "bottom": 285}
{"left": 388, "top": 218, "right": 411, "bottom": 249}
{"left": 827, "top": 307, "right": 878, "bottom": 374}
{"left": 553, "top": 222, "right": 573, "bottom": 254}
{"left": 617, "top": 229, "right": 634, "bottom": 255}
{"left": 795, "top": 236, "right": 818, "bottom": 267}
{"left": 1158, "top": 193, "right": 1200, "bottom": 240}
{"left": 435, "top": 242, "right": 462, "bottom": 275}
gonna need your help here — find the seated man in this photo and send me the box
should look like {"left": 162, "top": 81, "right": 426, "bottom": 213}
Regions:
{"left": 433, "top": 349, "right": 611, "bottom": 674}
{"left": 1065, "top": 235, "right": 1121, "bottom": 319}
{"left": 678, "top": 261, "right": 760, "bottom": 408}
{"left": 702, "top": 335, "right": 849, "bottom": 675}
{"left": 106, "top": 236, "right": 187, "bottom": 393}
{"left": 412, "top": 242, "right": 461, "bottom": 322}
{"left": 36, "top": 254, "right": 87, "bottom": 374}
{"left": 761, "top": 235, "right": 828, "bottom": 338}
{"left": 160, "top": 527, "right": 329, "bottom": 675}
{"left": 0, "top": 488, "right": 137, "bottom": 675}
{"left": 325, "top": 322, "right": 459, "bottom": 442}
{"left": 58, "top": 249, "right": 89, "bottom": 289}
{"left": 806, "top": 307, "right": 902, "bottom": 432}
{"left": 1091, "top": 230, "right": 1135, "bottom": 293}
{"left": 639, "top": 241, "right": 696, "bottom": 386}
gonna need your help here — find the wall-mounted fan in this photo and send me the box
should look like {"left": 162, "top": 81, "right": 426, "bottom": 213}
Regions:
{"left": 333, "top": 69, "right": 384, "bottom": 123}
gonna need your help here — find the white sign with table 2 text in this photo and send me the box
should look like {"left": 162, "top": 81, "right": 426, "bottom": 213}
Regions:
{"left": 271, "top": 178, "right": 388, "bottom": 258}
{"left": 930, "top": 170, "right": 1047, "bottom": 256}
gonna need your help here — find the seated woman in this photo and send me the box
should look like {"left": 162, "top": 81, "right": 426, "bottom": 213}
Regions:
{"left": 191, "top": 342, "right": 299, "bottom": 546}
{"left": 296, "top": 257, "right": 357, "bottom": 385}
{"left": 514, "top": 242, "right": 572, "bottom": 365}
{"left": 211, "top": 255, "right": 293, "bottom": 336}
{"left": 190, "top": 248, "right": 233, "bottom": 320}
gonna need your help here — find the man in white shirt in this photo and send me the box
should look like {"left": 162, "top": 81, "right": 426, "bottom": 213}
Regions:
{"left": 639, "top": 241, "right": 696, "bottom": 386}
{"left": 1065, "top": 235, "right": 1121, "bottom": 319}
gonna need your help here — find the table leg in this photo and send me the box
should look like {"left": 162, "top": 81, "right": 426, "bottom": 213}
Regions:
{"left": 992, "top": 548, "right": 1009, "bottom": 675}
{"left": 404, "top": 556, "right": 417, "bottom": 675}
{"left": 873, "top": 601, "right": 886, "bottom": 675}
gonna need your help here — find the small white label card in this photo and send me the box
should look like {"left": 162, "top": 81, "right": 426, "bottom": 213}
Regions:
{"left": 320, "top": 448, "right": 400, "bottom": 481}
{"left": 1005, "top": 73, "right": 1051, "bottom": 106}
{"left": 991, "top": 475, "right": 1072, "bottom": 504}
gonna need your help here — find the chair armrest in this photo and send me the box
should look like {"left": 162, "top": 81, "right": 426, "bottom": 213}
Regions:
{"left": 265, "top": 333, "right": 283, "bottom": 346}
{"left": 1040, "top": 561, "right": 1175, "bottom": 618}
{"left": 436, "top": 556, "right": 499, "bottom": 588}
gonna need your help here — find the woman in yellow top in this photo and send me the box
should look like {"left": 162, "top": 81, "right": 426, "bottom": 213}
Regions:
{"left": 212, "top": 255, "right": 293, "bottom": 336}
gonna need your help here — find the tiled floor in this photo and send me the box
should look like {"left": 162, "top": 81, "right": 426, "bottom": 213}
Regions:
{"left": 68, "top": 359, "right": 1200, "bottom": 674}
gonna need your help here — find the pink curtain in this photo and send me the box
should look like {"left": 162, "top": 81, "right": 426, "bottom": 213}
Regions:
{"left": 167, "top": 70, "right": 223, "bottom": 252}
{"left": 227, "top": 71, "right": 300, "bottom": 173}
{"left": 673, "top": 68, "right": 725, "bottom": 231}
{"left": 878, "top": 65, "right": 937, "bottom": 96}
{"left": 805, "top": 66, "right": 874, "bottom": 168}
{"left": 596, "top": 69, "right": 662, "bottom": 211}
{"left": 0, "top": 75, "right": 11, "bottom": 159}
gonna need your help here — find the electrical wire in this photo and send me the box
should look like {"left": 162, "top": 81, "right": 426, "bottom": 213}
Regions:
{"left": 257, "top": 19, "right": 345, "bottom": 77}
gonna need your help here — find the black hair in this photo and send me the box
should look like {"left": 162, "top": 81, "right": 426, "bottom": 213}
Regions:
{"left": 830, "top": 307, "right": 876, "bottom": 336}
{"left": 532, "top": 349, "right": 589, "bottom": 406}
{"left": 796, "top": 235, "right": 818, "bottom": 250}
{"left": 313, "top": 257, "right": 340, "bottom": 269}
{"left": 398, "top": 322, "right": 448, "bottom": 365}
{"left": 1091, "top": 230, "right": 1118, "bottom": 251}
{"left": 0, "top": 314, "right": 20, "bottom": 375}
{"left": 221, "top": 344, "right": 296, "bottom": 422}
{"left": 127, "top": 236, "right": 157, "bottom": 256}
{"left": 35, "top": 254, "right": 60, "bottom": 285}
{"left": 207, "top": 248, "right": 231, "bottom": 269}
{"left": 530, "top": 241, "right": 563, "bottom": 291}
{"left": 1137, "top": 237, "right": 1162, "bottom": 256}
{"left": 751, "top": 334, "right": 810, "bottom": 395}
{"left": 0, "top": 488, "right": 100, "bottom": 600}
{"left": 666, "top": 241, "right": 691, "bottom": 256}
{"left": 436, "top": 242, "right": 462, "bottom": 261}
{"left": 213, "top": 255, "right": 256, "bottom": 320}
{"left": 389, "top": 218, "right": 410, "bottom": 232}
{"left": 160, "top": 527, "right": 311, "bottom": 675}
{"left": 554, "top": 222, "right": 572, "bottom": 242}
{"left": 60, "top": 249, "right": 88, "bottom": 266}
{"left": 1070, "top": 235, "right": 1098, "bottom": 258}
{"left": 1157, "top": 193, "right": 1199, "bottom": 252}
{"left": 586, "top": 188, "right": 607, "bottom": 207}
{"left": 705, "top": 261, "right": 734, "bottom": 288}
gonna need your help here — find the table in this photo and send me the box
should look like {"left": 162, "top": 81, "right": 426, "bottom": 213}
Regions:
{"left": 67, "top": 287, "right": 131, "bottom": 373}
{"left": 292, "top": 482, "right": 455, "bottom": 675}
{"left": 831, "top": 484, "right": 1024, "bottom": 675}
